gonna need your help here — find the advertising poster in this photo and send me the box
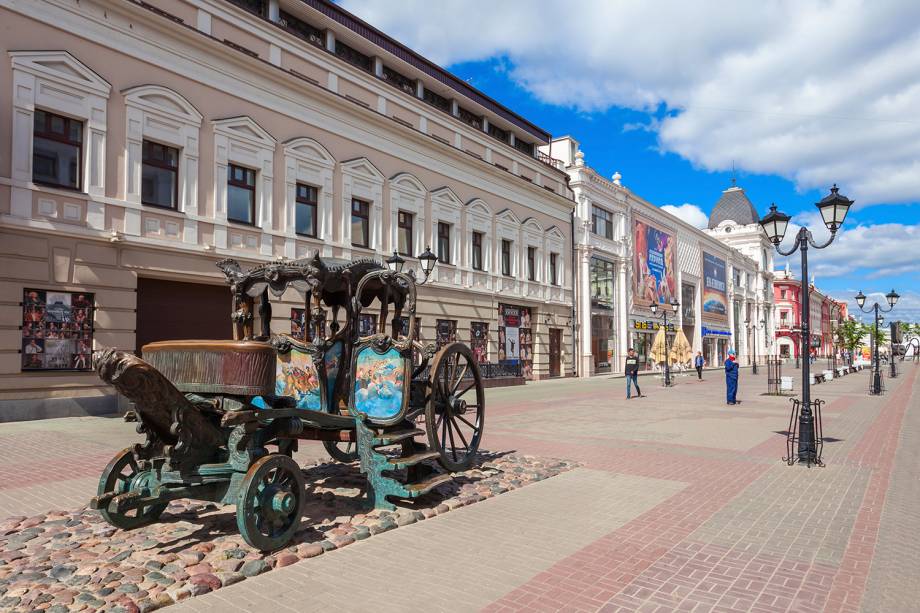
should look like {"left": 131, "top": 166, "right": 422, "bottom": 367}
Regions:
{"left": 632, "top": 218, "right": 676, "bottom": 308}
{"left": 21, "top": 288, "right": 94, "bottom": 371}
{"left": 701, "top": 252, "right": 728, "bottom": 322}
{"left": 498, "top": 304, "right": 533, "bottom": 378}
{"left": 505, "top": 326, "right": 520, "bottom": 361}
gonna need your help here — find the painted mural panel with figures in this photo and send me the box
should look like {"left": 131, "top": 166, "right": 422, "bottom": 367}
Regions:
{"left": 275, "top": 347, "right": 322, "bottom": 410}
{"left": 323, "top": 340, "right": 343, "bottom": 412}
{"left": 22, "top": 288, "right": 94, "bottom": 371}
{"left": 352, "top": 346, "right": 406, "bottom": 420}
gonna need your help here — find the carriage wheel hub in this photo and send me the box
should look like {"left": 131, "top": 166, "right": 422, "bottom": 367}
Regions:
{"left": 449, "top": 397, "right": 467, "bottom": 414}
{"left": 271, "top": 490, "right": 295, "bottom": 514}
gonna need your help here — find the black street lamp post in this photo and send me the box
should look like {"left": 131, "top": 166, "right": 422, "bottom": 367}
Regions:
{"left": 760, "top": 185, "right": 853, "bottom": 466}
{"left": 650, "top": 298, "right": 680, "bottom": 387}
{"left": 855, "top": 289, "right": 899, "bottom": 394}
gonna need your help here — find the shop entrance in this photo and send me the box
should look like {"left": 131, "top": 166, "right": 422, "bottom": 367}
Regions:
{"left": 549, "top": 328, "right": 562, "bottom": 377}
{"left": 136, "top": 278, "right": 232, "bottom": 353}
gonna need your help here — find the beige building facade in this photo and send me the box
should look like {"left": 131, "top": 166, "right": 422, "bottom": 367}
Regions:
{"left": 0, "top": 0, "right": 575, "bottom": 420}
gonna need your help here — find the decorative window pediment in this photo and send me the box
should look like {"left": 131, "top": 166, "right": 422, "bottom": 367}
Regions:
{"left": 123, "top": 85, "right": 202, "bottom": 125}
{"left": 10, "top": 50, "right": 111, "bottom": 97}
{"left": 341, "top": 157, "right": 385, "bottom": 182}
{"left": 465, "top": 198, "right": 492, "bottom": 219}
{"left": 212, "top": 116, "right": 276, "bottom": 148}
{"left": 390, "top": 173, "right": 427, "bottom": 197}
{"left": 284, "top": 137, "right": 335, "bottom": 167}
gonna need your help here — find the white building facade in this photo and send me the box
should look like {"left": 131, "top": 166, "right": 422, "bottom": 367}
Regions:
{"left": 544, "top": 137, "right": 775, "bottom": 375}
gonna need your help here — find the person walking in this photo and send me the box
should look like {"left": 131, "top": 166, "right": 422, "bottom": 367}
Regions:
{"left": 725, "top": 350, "right": 740, "bottom": 405}
{"left": 694, "top": 351, "right": 705, "bottom": 381}
{"left": 625, "top": 348, "right": 642, "bottom": 399}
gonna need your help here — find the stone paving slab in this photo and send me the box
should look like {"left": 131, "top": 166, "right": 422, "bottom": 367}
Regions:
{"left": 171, "top": 468, "right": 686, "bottom": 613}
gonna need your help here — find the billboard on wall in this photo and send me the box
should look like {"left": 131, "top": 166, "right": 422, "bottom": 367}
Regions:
{"left": 632, "top": 217, "right": 676, "bottom": 308}
{"left": 701, "top": 252, "right": 728, "bottom": 323}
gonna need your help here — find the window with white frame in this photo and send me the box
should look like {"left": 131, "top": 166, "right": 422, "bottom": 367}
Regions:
{"left": 10, "top": 51, "right": 110, "bottom": 227}
{"left": 398, "top": 211, "right": 414, "bottom": 256}
{"left": 437, "top": 222, "right": 452, "bottom": 264}
{"left": 544, "top": 226, "right": 566, "bottom": 288}
{"left": 124, "top": 85, "right": 202, "bottom": 226}
{"left": 464, "top": 197, "right": 492, "bottom": 275}
{"left": 592, "top": 205, "right": 614, "bottom": 239}
{"left": 501, "top": 239, "right": 512, "bottom": 276}
{"left": 550, "top": 253, "right": 559, "bottom": 285}
{"left": 527, "top": 246, "right": 536, "bottom": 281}
{"left": 389, "top": 174, "right": 426, "bottom": 259}
{"left": 341, "top": 158, "right": 384, "bottom": 252}
{"left": 283, "top": 137, "right": 335, "bottom": 258}
{"left": 295, "top": 183, "right": 318, "bottom": 237}
{"left": 213, "top": 117, "right": 276, "bottom": 253}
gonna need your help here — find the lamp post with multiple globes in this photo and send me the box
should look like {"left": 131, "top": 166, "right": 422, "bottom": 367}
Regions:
{"left": 759, "top": 184, "right": 853, "bottom": 466}
{"left": 854, "top": 289, "right": 899, "bottom": 395}
{"left": 650, "top": 298, "right": 680, "bottom": 387}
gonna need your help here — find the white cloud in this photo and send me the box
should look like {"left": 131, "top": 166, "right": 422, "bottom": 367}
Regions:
{"left": 829, "top": 290, "right": 920, "bottom": 325}
{"left": 340, "top": 0, "right": 920, "bottom": 206}
{"left": 660, "top": 203, "right": 708, "bottom": 229}
{"left": 774, "top": 214, "right": 920, "bottom": 281}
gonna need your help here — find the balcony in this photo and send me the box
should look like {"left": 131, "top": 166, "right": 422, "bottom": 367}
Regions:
{"left": 537, "top": 151, "right": 565, "bottom": 171}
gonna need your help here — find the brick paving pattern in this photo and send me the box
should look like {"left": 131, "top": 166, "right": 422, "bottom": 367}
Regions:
{"left": 0, "top": 364, "right": 918, "bottom": 612}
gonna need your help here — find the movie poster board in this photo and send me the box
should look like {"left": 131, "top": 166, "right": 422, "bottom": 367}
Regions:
{"left": 21, "top": 288, "right": 94, "bottom": 371}
{"left": 701, "top": 252, "right": 728, "bottom": 323}
{"left": 632, "top": 217, "right": 677, "bottom": 308}
{"left": 498, "top": 303, "right": 533, "bottom": 379}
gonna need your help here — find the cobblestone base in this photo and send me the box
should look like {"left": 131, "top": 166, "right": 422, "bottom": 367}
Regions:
{"left": 0, "top": 453, "right": 576, "bottom": 612}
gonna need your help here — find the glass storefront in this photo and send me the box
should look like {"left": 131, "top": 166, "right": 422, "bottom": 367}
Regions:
{"left": 590, "top": 257, "right": 616, "bottom": 374}
{"left": 631, "top": 319, "right": 675, "bottom": 371}
{"left": 591, "top": 314, "right": 615, "bottom": 373}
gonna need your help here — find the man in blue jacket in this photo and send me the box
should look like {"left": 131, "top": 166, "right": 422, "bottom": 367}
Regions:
{"left": 694, "top": 352, "right": 705, "bottom": 380}
{"left": 725, "top": 350, "right": 740, "bottom": 405}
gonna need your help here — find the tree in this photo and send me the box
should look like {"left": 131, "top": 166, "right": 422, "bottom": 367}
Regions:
{"left": 834, "top": 319, "right": 865, "bottom": 365}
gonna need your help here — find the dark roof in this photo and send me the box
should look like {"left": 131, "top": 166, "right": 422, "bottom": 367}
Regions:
{"left": 301, "top": 0, "right": 550, "bottom": 143}
{"left": 708, "top": 186, "right": 760, "bottom": 229}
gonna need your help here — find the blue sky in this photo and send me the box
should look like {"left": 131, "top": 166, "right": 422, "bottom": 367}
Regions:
{"left": 341, "top": 0, "right": 920, "bottom": 322}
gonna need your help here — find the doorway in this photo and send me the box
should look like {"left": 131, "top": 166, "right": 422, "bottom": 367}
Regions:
{"left": 549, "top": 328, "right": 562, "bottom": 377}
{"left": 136, "top": 277, "right": 232, "bottom": 354}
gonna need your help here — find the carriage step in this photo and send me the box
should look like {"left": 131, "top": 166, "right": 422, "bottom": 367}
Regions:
{"left": 387, "top": 450, "right": 439, "bottom": 469}
{"left": 403, "top": 473, "right": 452, "bottom": 497}
{"left": 372, "top": 428, "right": 424, "bottom": 446}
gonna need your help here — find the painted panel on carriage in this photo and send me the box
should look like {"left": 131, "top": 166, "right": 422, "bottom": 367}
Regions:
{"left": 324, "top": 340, "right": 343, "bottom": 412}
{"left": 275, "top": 347, "right": 322, "bottom": 410}
{"left": 353, "top": 346, "right": 405, "bottom": 419}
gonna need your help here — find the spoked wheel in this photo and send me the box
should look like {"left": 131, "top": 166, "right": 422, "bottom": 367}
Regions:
{"left": 426, "top": 343, "right": 485, "bottom": 472}
{"left": 97, "top": 448, "right": 166, "bottom": 530}
{"left": 323, "top": 437, "right": 357, "bottom": 463}
{"left": 236, "top": 454, "right": 305, "bottom": 551}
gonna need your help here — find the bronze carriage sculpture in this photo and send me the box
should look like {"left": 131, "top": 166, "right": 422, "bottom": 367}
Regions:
{"left": 90, "top": 253, "right": 484, "bottom": 551}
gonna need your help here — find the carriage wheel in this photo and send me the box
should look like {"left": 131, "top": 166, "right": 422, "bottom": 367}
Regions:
{"left": 426, "top": 343, "right": 485, "bottom": 472}
{"left": 97, "top": 448, "right": 166, "bottom": 530}
{"left": 323, "top": 438, "right": 357, "bottom": 463}
{"left": 236, "top": 454, "right": 305, "bottom": 551}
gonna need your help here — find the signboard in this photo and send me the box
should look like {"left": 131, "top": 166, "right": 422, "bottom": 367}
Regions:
{"left": 498, "top": 303, "right": 533, "bottom": 379}
{"left": 702, "top": 326, "right": 732, "bottom": 338}
{"left": 701, "top": 252, "right": 728, "bottom": 323}
{"left": 632, "top": 320, "right": 676, "bottom": 332}
{"left": 21, "top": 288, "right": 94, "bottom": 371}
{"left": 633, "top": 217, "right": 676, "bottom": 308}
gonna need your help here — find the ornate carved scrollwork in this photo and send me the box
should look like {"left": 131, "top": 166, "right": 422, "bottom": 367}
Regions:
{"left": 95, "top": 349, "right": 225, "bottom": 468}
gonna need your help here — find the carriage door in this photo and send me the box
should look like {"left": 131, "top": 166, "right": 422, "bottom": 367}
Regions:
{"left": 549, "top": 328, "right": 562, "bottom": 377}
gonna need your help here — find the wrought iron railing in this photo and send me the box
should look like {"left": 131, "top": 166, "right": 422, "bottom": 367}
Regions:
{"left": 413, "top": 361, "right": 522, "bottom": 381}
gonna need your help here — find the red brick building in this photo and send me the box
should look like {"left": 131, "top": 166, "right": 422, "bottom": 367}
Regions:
{"left": 773, "top": 266, "right": 844, "bottom": 359}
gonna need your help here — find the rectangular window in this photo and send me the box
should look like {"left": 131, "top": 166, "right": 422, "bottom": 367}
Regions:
{"left": 335, "top": 40, "right": 372, "bottom": 72}
{"left": 141, "top": 140, "right": 179, "bottom": 209}
{"left": 397, "top": 211, "right": 413, "bottom": 256}
{"left": 279, "top": 10, "right": 324, "bottom": 48}
{"left": 501, "top": 239, "right": 512, "bottom": 276}
{"left": 437, "top": 222, "right": 451, "bottom": 265}
{"left": 470, "top": 322, "right": 488, "bottom": 363}
{"left": 513, "top": 139, "right": 534, "bottom": 156}
{"left": 295, "top": 184, "right": 318, "bottom": 237}
{"left": 527, "top": 247, "right": 536, "bottom": 281}
{"left": 228, "top": 0, "right": 265, "bottom": 16}
{"left": 227, "top": 164, "right": 256, "bottom": 225}
{"left": 351, "top": 198, "right": 370, "bottom": 247}
{"left": 423, "top": 88, "right": 451, "bottom": 113}
{"left": 591, "top": 206, "right": 613, "bottom": 239}
{"left": 488, "top": 123, "right": 510, "bottom": 144}
{"left": 32, "top": 109, "right": 83, "bottom": 190}
{"left": 436, "top": 319, "right": 457, "bottom": 348}
{"left": 550, "top": 253, "right": 558, "bottom": 285}
{"left": 458, "top": 107, "right": 482, "bottom": 130}
{"left": 383, "top": 66, "right": 417, "bottom": 96}
{"left": 472, "top": 231, "right": 484, "bottom": 271}
{"left": 781, "top": 289, "right": 787, "bottom": 299}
